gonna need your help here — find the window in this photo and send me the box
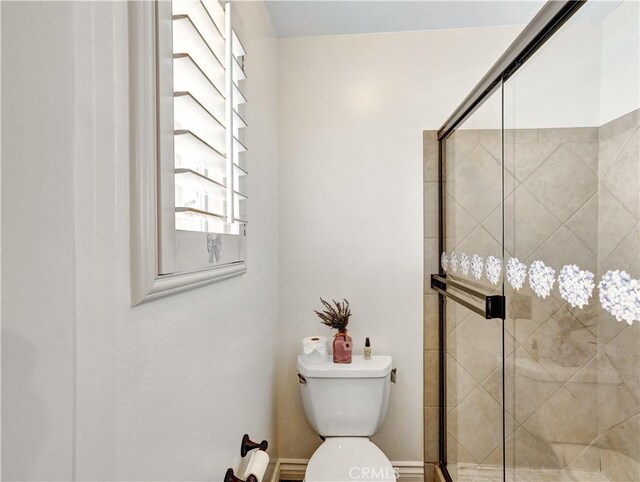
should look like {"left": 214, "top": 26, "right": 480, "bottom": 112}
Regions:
{"left": 129, "top": 1, "right": 248, "bottom": 304}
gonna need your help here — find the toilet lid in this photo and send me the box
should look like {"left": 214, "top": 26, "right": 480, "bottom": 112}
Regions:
{"left": 305, "top": 438, "right": 396, "bottom": 482}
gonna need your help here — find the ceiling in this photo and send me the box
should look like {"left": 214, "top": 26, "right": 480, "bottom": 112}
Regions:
{"left": 265, "top": 1, "right": 546, "bottom": 38}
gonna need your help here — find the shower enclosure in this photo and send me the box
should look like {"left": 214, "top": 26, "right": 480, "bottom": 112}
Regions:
{"left": 431, "top": 1, "right": 639, "bottom": 481}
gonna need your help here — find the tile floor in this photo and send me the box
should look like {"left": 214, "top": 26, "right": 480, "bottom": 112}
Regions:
{"left": 451, "top": 465, "right": 612, "bottom": 482}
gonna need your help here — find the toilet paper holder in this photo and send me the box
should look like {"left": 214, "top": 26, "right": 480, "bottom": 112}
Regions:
{"left": 224, "top": 468, "right": 257, "bottom": 482}
{"left": 224, "top": 434, "right": 269, "bottom": 482}
{"left": 241, "top": 433, "right": 268, "bottom": 457}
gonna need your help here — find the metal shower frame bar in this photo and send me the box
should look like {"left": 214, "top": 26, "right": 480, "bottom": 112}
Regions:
{"left": 435, "top": 2, "right": 587, "bottom": 481}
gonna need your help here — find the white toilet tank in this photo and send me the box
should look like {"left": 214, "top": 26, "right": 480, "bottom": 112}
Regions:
{"left": 297, "top": 355, "right": 393, "bottom": 437}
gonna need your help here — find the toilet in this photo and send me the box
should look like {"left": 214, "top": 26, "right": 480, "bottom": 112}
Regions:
{"left": 297, "top": 355, "right": 396, "bottom": 482}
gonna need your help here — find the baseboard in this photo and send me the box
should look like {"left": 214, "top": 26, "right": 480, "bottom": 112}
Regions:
{"left": 270, "top": 458, "right": 424, "bottom": 482}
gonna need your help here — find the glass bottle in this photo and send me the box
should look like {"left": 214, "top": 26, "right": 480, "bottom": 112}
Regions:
{"left": 333, "top": 330, "right": 353, "bottom": 363}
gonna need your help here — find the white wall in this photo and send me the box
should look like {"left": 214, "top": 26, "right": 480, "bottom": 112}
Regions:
{"left": 501, "top": 1, "right": 640, "bottom": 131}
{"left": 1, "top": 1, "right": 280, "bottom": 480}
{"left": 502, "top": 18, "right": 603, "bottom": 130}
{"left": 115, "top": 1, "right": 279, "bottom": 478}
{"left": 277, "top": 25, "right": 523, "bottom": 461}
{"left": 1, "top": 3, "right": 76, "bottom": 479}
{"left": 600, "top": 0, "right": 640, "bottom": 125}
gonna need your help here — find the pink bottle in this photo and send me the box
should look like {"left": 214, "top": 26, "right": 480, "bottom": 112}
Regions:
{"left": 333, "top": 331, "right": 353, "bottom": 364}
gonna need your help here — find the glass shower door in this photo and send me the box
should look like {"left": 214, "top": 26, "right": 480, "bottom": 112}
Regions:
{"left": 437, "top": 3, "right": 639, "bottom": 481}
{"left": 441, "top": 89, "right": 508, "bottom": 481}
{"left": 502, "top": 2, "right": 639, "bottom": 481}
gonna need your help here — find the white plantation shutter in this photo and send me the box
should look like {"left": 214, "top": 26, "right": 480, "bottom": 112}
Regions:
{"left": 156, "top": 0, "right": 248, "bottom": 275}
{"left": 225, "top": 8, "right": 248, "bottom": 227}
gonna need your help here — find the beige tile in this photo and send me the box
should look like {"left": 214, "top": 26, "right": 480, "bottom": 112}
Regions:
{"left": 447, "top": 386, "right": 515, "bottom": 462}
{"left": 453, "top": 129, "right": 481, "bottom": 145}
{"left": 566, "top": 141, "right": 599, "bottom": 173}
{"left": 445, "top": 193, "right": 480, "bottom": 241}
{"left": 599, "top": 108, "right": 639, "bottom": 140}
{"left": 599, "top": 222, "right": 640, "bottom": 280}
{"left": 504, "top": 142, "right": 545, "bottom": 182}
{"left": 424, "top": 238, "right": 439, "bottom": 294}
{"left": 448, "top": 314, "right": 514, "bottom": 383}
{"left": 479, "top": 129, "right": 502, "bottom": 161}
{"left": 497, "top": 185, "right": 563, "bottom": 261}
{"left": 424, "top": 130, "right": 439, "bottom": 182}
{"left": 597, "top": 183, "right": 637, "bottom": 262}
{"left": 538, "top": 127, "right": 598, "bottom": 145}
{"left": 445, "top": 194, "right": 479, "bottom": 247}
{"left": 425, "top": 349, "right": 439, "bottom": 407}
{"left": 424, "top": 406, "right": 439, "bottom": 463}
{"left": 565, "top": 193, "right": 598, "bottom": 253}
{"left": 567, "top": 296, "right": 600, "bottom": 337}
{"left": 445, "top": 296, "right": 473, "bottom": 334}
{"left": 596, "top": 351, "right": 639, "bottom": 430}
{"left": 484, "top": 347, "right": 562, "bottom": 425}
{"left": 596, "top": 303, "right": 627, "bottom": 347}
{"left": 447, "top": 433, "right": 478, "bottom": 466}
{"left": 603, "top": 323, "right": 640, "bottom": 404}
{"left": 565, "top": 435, "right": 603, "bottom": 473}
{"left": 527, "top": 225, "right": 596, "bottom": 275}
{"left": 525, "top": 144, "right": 597, "bottom": 223}
{"left": 424, "top": 294, "right": 439, "bottom": 350}
{"left": 564, "top": 355, "right": 600, "bottom": 420}
{"left": 448, "top": 144, "right": 512, "bottom": 223}
{"left": 598, "top": 120, "right": 639, "bottom": 178}
{"left": 603, "top": 415, "right": 640, "bottom": 481}
{"left": 424, "top": 182, "right": 439, "bottom": 238}
{"left": 486, "top": 426, "right": 560, "bottom": 470}
{"left": 523, "top": 388, "right": 599, "bottom": 467}
{"left": 453, "top": 225, "right": 502, "bottom": 268}
{"left": 445, "top": 142, "right": 478, "bottom": 184}
{"left": 521, "top": 305, "right": 597, "bottom": 383}
{"left": 505, "top": 294, "right": 563, "bottom": 346}
{"left": 446, "top": 353, "right": 478, "bottom": 408}
{"left": 601, "top": 442, "right": 639, "bottom": 482}
{"left": 504, "top": 128, "right": 538, "bottom": 145}
{"left": 506, "top": 291, "right": 532, "bottom": 320}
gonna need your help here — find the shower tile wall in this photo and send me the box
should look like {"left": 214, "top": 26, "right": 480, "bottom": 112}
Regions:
{"left": 426, "top": 109, "right": 639, "bottom": 481}
{"left": 423, "top": 130, "right": 441, "bottom": 475}
{"left": 445, "top": 128, "right": 512, "bottom": 477}
{"left": 501, "top": 125, "right": 602, "bottom": 476}
{"left": 596, "top": 110, "right": 639, "bottom": 482}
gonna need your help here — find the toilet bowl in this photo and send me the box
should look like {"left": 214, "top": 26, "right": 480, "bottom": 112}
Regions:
{"left": 305, "top": 438, "right": 396, "bottom": 482}
{"left": 297, "top": 355, "right": 395, "bottom": 482}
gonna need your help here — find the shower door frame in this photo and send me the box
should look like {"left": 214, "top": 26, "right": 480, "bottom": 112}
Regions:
{"left": 435, "top": 2, "right": 587, "bottom": 480}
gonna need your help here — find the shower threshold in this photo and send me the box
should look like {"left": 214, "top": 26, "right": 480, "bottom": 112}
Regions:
{"left": 451, "top": 465, "right": 612, "bottom": 482}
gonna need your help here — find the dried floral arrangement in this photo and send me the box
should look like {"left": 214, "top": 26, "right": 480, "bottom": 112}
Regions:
{"left": 314, "top": 298, "right": 352, "bottom": 332}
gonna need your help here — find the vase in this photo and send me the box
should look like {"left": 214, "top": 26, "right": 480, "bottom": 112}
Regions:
{"left": 333, "top": 331, "right": 353, "bottom": 364}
